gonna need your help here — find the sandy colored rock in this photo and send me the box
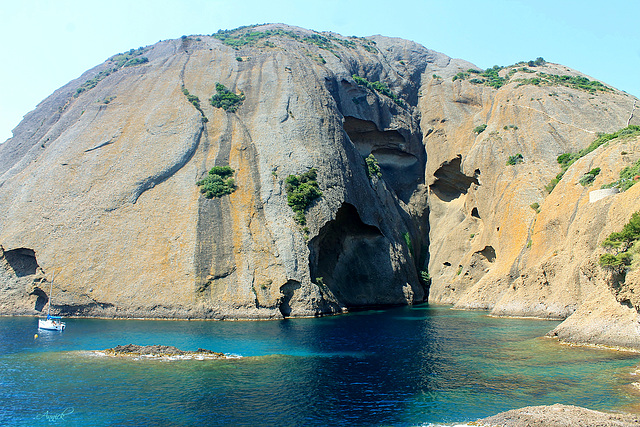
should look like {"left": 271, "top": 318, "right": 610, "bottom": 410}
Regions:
{"left": 476, "top": 403, "right": 640, "bottom": 427}
{"left": 1, "top": 24, "right": 639, "bottom": 351}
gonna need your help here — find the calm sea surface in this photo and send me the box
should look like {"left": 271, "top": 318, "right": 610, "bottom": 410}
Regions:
{"left": 1, "top": 305, "right": 640, "bottom": 426}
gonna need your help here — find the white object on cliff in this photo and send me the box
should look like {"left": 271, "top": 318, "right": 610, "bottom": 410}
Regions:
{"left": 589, "top": 188, "right": 619, "bottom": 203}
{"left": 38, "top": 272, "right": 65, "bottom": 331}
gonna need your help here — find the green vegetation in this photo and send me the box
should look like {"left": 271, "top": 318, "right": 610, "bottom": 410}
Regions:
{"left": 352, "top": 75, "right": 405, "bottom": 107}
{"left": 473, "top": 124, "right": 487, "bottom": 134}
{"left": 182, "top": 88, "right": 201, "bottom": 109}
{"left": 75, "top": 47, "right": 149, "bottom": 97}
{"left": 285, "top": 169, "right": 323, "bottom": 225}
{"left": 578, "top": 167, "right": 601, "bottom": 186}
{"left": 402, "top": 232, "right": 414, "bottom": 259}
{"left": 546, "top": 126, "right": 640, "bottom": 193}
{"left": 212, "top": 25, "right": 364, "bottom": 56}
{"left": 506, "top": 153, "right": 524, "bottom": 166}
{"left": 432, "top": 74, "right": 442, "bottom": 79}
{"left": 212, "top": 27, "right": 298, "bottom": 48}
{"left": 365, "top": 154, "right": 382, "bottom": 179}
{"left": 197, "top": 166, "right": 236, "bottom": 198}
{"left": 530, "top": 202, "right": 540, "bottom": 213}
{"left": 504, "top": 125, "right": 518, "bottom": 130}
{"left": 449, "top": 57, "right": 610, "bottom": 93}
{"left": 419, "top": 270, "right": 431, "bottom": 288}
{"left": 468, "top": 65, "right": 508, "bottom": 89}
{"left": 516, "top": 72, "right": 611, "bottom": 94}
{"left": 603, "top": 157, "right": 640, "bottom": 192}
{"left": 210, "top": 83, "right": 245, "bottom": 112}
{"left": 452, "top": 71, "right": 470, "bottom": 82}
{"left": 599, "top": 211, "right": 640, "bottom": 271}
{"left": 123, "top": 57, "right": 148, "bottom": 67}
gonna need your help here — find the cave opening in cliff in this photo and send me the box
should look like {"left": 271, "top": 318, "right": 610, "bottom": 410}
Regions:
{"left": 4, "top": 248, "right": 39, "bottom": 277}
{"left": 308, "top": 203, "right": 390, "bottom": 308}
{"left": 342, "top": 116, "right": 423, "bottom": 202}
{"left": 429, "top": 155, "right": 479, "bottom": 202}
{"left": 30, "top": 287, "right": 48, "bottom": 312}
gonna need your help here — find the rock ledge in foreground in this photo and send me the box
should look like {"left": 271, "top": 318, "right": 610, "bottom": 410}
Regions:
{"left": 475, "top": 404, "right": 640, "bottom": 427}
{"left": 100, "top": 344, "right": 228, "bottom": 359}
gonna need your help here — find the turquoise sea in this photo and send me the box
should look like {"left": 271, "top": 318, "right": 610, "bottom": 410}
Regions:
{"left": 1, "top": 305, "right": 640, "bottom": 426}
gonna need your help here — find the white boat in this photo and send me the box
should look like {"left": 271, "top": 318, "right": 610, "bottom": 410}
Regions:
{"left": 38, "top": 272, "right": 66, "bottom": 331}
{"left": 38, "top": 315, "right": 65, "bottom": 331}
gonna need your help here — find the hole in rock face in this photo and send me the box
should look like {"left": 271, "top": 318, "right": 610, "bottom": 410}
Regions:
{"left": 471, "top": 207, "right": 480, "bottom": 218}
{"left": 279, "top": 280, "right": 301, "bottom": 318}
{"left": 4, "top": 248, "right": 39, "bottom": 277}
{"left": 343, "top": 116, "right": 405, "bottom": 156}
{"left": 478, "top": 246, "right": 496, "bottom": 263}
{"left": 430, "top": 155, "right": 479, "bottom": 202}
{"left": 443, "top": 261, "right": 451, "bottom": 266}
{"left": 31, "top": 288, "right": 48, "bottom": 312}
{"left": 309, "top": 203, "right": 392, "bottom": 308}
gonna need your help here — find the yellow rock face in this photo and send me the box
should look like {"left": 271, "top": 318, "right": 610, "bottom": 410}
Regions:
{"left": 1, "top": 25, "right": 639, "bottom": 348}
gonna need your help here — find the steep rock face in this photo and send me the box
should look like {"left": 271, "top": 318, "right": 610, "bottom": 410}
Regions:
{"left": 420, "top": 60, "right": 640, "bottom": 347}
{"left": 1, "top": 24, "right": 639, "bottom": 347}
{"left": 0, "top": 25, "right": 454, "bottom": 319}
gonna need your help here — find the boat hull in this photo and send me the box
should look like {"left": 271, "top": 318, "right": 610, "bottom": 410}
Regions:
{"left": 38, "top": 319, "right": 65, "bottom": 331}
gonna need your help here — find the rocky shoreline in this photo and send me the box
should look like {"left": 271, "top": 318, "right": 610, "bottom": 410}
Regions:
{"left": 96, "top": 344, "right": 232, "bottom": 360}
{"left": 474, "top": 404, "right": 640, "bottom": 427}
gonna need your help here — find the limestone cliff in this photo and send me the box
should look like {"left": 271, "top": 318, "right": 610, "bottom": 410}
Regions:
{"left": 1, "top": 24, "right": 639, "bottom": 347}
{"left": 0, "top": 25, "right": 443, "bottom": 319}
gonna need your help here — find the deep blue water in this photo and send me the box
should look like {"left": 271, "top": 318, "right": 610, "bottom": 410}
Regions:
{"left": 1, "top": 305, "right": 640, "bottom": 426}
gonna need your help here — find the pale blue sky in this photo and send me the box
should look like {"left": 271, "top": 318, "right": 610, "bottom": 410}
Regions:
{"left": 1, "top": 0, "right": 638, "bottom": 142}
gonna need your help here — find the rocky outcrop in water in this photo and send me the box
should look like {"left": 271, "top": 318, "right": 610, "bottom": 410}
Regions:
{"left": 100, "top": 344, "right": 226, "bottom": 359}
{"left": 0, "top": 24, "right": 639, "bottom": 348}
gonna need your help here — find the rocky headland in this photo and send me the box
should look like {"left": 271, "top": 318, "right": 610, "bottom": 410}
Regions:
{"left": 0, "top": 24, "right": 639, "bottom": 353}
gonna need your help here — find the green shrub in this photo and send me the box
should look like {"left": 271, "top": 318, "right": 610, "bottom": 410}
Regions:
{"left": 473, "top": 124, "right": 487, "bottom": 134}
{"left": 210, "top": 83, "right": 245, "bottom": 112}
{"left": 506, "top": 153, "right": 524, "bottom": 166}
{"left": 578, "top": 167, "right": 601, "bottom": 186}
{"left": 530, "top": 202, "right": 540, "bottom": 213}
{"left": 365, "top": 154, "right": 382, "bottom": 178}
{"left": 123, "top": 57, "right": 148, "bottom": 67}
{"left": 515, "top": 71, "right": 611, "bottom": 93}
{"left": 546, "top": 126, "right": 640, "bottom": 193}
{"left": 182, "top": 88, "right": 201, "bottom": 109}
{"left": 352, "top": 75, "right": 405, "bottom": 107}
{"left": 74, "top": 47, "right": 149, "bottom": 97}
{"left": 285, "top": 168, "right": 323, "bottom": 225}
{"left": 452, "top": 71, "right": 469, "bottom": 82}
{"left": 600, "top": 211, "right": 640, "bottom": 270}
{"left": 602, "top": 151, "right": 640, "bottom": 192}
{"left": 419, "top": 270, "right": 431, "bottom": 288}
{"left": 197, "top": 166, "right": 236, "bottom": 198}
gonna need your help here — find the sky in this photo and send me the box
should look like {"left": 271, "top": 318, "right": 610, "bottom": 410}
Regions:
{"left": 1, "top": 0, "right": 639, "bottom": 142}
